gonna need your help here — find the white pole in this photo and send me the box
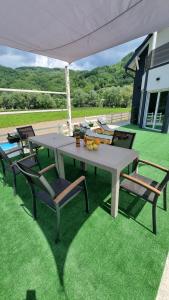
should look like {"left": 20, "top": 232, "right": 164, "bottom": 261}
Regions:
{"left": 152, "top": 31, "right": 157, "bottom": 50}
{"left": 65, "top": 65, "right": 72, "bottom": 135}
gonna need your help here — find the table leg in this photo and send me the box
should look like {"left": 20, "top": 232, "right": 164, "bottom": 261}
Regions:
{"left": 111, "top": 171, "right": 120, "bottom": 218}
{"left": 28, "top": 141, "right": 34, "bottom": 154}
{"left": 57, "top": 151, "right": 65, "bottom": 179}
{"left": 80, "top": 161, "right": 87, "bottom": 172}
{"left": 54, "top": 149, "right": 59, "bottom": 170}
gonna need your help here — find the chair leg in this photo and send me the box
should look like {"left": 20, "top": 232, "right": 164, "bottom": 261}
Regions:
{"left": 152, "top": 204, "right": 157, "bottom": 235}
{"left": 94, "top": 166, "right": 97, "bottom": 176}
{"left": 12, "top": 171, "right": 17, "bottom": 196}
{"left": 163, "top": 186, "right": 167, "bottom": 211}
{"left": 32, "top": 195, "right": 37, "bottom": 220}
{"left": 1, "top": 160, "right": 6, "bottom": 185}
{"left": 37, "top": 160, "right": 41, "bottom": 170}
{"left": 73, "top": 159, "right": 76, "bottom": 167}
{"left": 83, "top": 180, "right": 89, "bottom": 213}
{"left": 55, "top": 206, "right": 61, "bottom": 243}
{"left": 47, "top": 149, "right": 50, "bottom": 158}
{"left": 35, "top": 156, "right": 41, "bottom": 170}
{"left": 80, "top": 162, "right": 87, "bottom": 175}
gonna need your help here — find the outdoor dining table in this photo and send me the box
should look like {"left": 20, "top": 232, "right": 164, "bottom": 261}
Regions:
{"left": 57, "top": 141, "right": 138, "bottom": 218}
{"left": 28, "top": 132, "right": 75, "bottom": 167}
{"left": 28, "top": 133, "right": 138, "bottom": 218}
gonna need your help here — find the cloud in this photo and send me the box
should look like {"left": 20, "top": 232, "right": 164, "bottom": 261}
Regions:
{"left": 71, "top": 36, "right": 145, "bottom": 70}
{"left": 0, "top": 46, "right": 36, "bottom": 68}
{"left": 35, "top": 55, "right": 67, "bottom": 69}
{"left": 0, "top": 36, "right": 145, "bottom": 70}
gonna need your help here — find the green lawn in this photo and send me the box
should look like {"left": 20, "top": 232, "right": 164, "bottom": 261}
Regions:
{"left": 0, "top": 107, "right": 130, "bottom": 128}
{"left": 0, "top": 125, "right": 169, "bottom": 300}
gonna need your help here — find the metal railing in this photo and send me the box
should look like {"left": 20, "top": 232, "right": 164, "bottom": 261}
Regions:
{"left": 85, "top": 112, "right": 130, "bottom": 126}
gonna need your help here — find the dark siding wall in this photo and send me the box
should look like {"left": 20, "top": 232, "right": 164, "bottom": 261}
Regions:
{"left": 162, "top": 93, "right": 169, "bottom": 133}
{"left": 131, "top": 47, "right": 148, "bottom": 124}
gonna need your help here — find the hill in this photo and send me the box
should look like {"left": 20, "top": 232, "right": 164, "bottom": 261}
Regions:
{"left": 0, "top": 53, "right": 133, "bottom": 109}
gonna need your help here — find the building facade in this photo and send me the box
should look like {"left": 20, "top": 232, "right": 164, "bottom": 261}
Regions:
{"left": 126, "top": 28, "right": 169, "bottom": 133}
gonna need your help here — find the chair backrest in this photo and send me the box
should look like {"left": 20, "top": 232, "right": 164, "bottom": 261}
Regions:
{"left": 0, "top": 146, "right": 12, "bottom": 165}
{"left": 16, "top": 161, "right": 55, "bottom": 199}
{"left": 111, "top": 130, "right": 136, "bottom": 149}
{"left": 17, "top": 126, "right": 35, "bottom": 141}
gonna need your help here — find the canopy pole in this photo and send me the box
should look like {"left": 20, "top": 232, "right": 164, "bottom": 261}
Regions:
{"left": 65, "top": 65, "right": 72, "bottom": 136}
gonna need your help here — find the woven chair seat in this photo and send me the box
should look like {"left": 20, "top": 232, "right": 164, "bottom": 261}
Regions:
{"left": 120, "top": 172, "right": 159, "bottom": 203}
{"left": 35, "top": 178, "right": 82, "bottom": 209}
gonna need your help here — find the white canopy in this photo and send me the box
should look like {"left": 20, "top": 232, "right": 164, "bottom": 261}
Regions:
{"left": 0, "top": 0, "right": 169, "bottom": 63}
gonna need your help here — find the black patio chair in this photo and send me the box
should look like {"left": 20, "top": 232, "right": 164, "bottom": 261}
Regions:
{"left": 120, "top": 159, "right": 169, "bottom": 234}
{"left": 0, "top": 147, "right": 40, "bottom": 195}
{"left": 16, "top": 157, "right": 89, "bottom": 242}
{"left": 111, "top": 130, "right": 136, "bottom": 149}
{"left": 94, "top": 130, "right": 136, "bottom": 175}
{"left": 16, "top": 126, "right": 50, "bottom": 157}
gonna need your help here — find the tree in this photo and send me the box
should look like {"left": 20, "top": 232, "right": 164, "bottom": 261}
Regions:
{"left": 72, "top": 89, "right": 89, "bottom": 107}
{"left": 0, "top": 52, "right": 133, "bottom": 110}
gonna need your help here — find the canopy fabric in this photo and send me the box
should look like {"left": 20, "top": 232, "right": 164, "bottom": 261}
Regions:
{"left": 0, "top": 0, "right": 169, "bottom": 63}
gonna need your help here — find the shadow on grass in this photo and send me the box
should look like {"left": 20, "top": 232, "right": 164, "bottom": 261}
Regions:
{"left": 102, "top": 191, "right": 146, "bottom": 220}
{"left": 101, "top": 188, "right": 153, "bottom": 232}
{"left": 0, "top": 151, "right": 110, "bottom": 292}
{"left": 1, "top": 147, "right": 156, "bottom": 295}
{"left": 25, "top": 290, "right": 36, "bottom": 300}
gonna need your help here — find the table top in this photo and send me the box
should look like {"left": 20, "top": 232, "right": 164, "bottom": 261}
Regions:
{"left": 58, "top": 142, "right": 138, "bottom": 173}
{"left": 29, "top": 133, "right": 75, "bottom": 150}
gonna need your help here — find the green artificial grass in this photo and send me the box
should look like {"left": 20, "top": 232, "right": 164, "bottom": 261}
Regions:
{"left": 0, "top": 125, "right": 169, "bottom": 300}
{"left": 0, "top": 107, "right": 130, "bottom": 128}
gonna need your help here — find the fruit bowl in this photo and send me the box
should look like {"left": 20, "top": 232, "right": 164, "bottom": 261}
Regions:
{"left": 84, "top": 136, "right": 100, "bottom": 151}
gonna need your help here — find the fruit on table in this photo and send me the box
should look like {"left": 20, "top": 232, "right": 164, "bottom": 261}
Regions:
{"left": 86, "top": 138, "right": 99, "bottom": 150}
{"left": 93, "top": 144, "right": 98, "bottom": 150}
{"left": 87, "top": 145, "right": 93, "bottom": 150}
{"left": 94, "top": 138, "right": 100, "bottom": 145}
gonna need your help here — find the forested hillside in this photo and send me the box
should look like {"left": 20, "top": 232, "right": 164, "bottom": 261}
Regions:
{"left": 0, "top": 53, "right": 133, "bottom": 109}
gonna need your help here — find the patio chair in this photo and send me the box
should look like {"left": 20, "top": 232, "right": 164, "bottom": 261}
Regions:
{"left": 97, "top": 117, "right": 114, "bottom": 135}
{"left": 0, "top": 147, "right": 40, "bottom": 195}
{"left": 94, "top": 130, "right": 136, "bottom": 175}
{"left": 16, "top": 126, "right": 50, "bottom": 157}
{"left": 111, "top": 130, "right": 136, "bottom": 149}
{"left": 16, "top": 157, "right": 89, "bottom": 242}
{"left": 120, "top": 159, "right": 169, "bottom": 234}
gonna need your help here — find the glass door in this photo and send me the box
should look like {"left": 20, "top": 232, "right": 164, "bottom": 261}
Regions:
{"left": 154, "top": 91, "right": 168, "bottom": 131}
{"left": 145, "top": 91, "right": 168, "bottom": 131}
{"left": 145, "top": 92, "right": 158, "bottom": 129}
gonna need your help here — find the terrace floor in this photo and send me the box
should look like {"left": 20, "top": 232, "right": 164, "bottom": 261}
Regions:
{"left": 0, "top": 125, "right": 169, "bottom": 300}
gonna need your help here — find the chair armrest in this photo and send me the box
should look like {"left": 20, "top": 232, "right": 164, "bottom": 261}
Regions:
{"left": 17, "top": 153, "right": 36, "bottom": 163}
{"left": 138, "top": 159, "right": 169, "bottom": 173}
{"left": 39, "top": 164, "right": 56, "bottom": 175}
{"left": 54, "top": 176, "right": 85, "bottom": 204}
{"left": 121, "top": 173, "right": 161, "bottom": 196}
{"left": 6, "top": 147, "right": 23, "bottom": 155}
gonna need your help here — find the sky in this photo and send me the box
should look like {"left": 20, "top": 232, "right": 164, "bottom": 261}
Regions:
{"left": 0, "top": 36, "right": 145, "bottom": 71}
